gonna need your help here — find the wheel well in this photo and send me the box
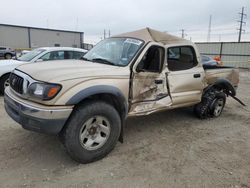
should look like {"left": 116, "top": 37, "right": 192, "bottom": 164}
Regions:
{"left": 205, "top": 79, "right": 236, "bottom": 97}
{"left": 75, "top": 93, "right": 126, "bottom": 120}
{"left": 0, "top": 73, "right": 11, "bottom": 80}
{"left": 4, "top": 53, "right": 12, "bottom": 56}
{"left": 213, "top": 82, "right": 236, "bottom": 96}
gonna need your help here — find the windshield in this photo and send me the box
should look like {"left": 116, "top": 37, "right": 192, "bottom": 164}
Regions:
{"left": 84, "top": 38, "right": 144, "bottom": 66}
{"left": 17, "top": 49, "right": 45, "bottom": 61}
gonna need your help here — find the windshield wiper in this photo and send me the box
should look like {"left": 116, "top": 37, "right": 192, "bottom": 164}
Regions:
{"left": 16, "top": 58, "right": 24, "bottom": 61}
{"left": 92, "top": 58, "right": 116, "bottom": 66}
{"left": 80, "top": 57, "right": 92, "bottom": 61}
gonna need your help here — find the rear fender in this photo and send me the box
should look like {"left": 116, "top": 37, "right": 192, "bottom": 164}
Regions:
{"left": 205, "top": 78, "right": 236, "bottom": 96}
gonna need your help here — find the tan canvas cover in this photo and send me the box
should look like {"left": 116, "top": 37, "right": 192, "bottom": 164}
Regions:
{"left": 113, "top": 27, "right": 188, "bottom": 45}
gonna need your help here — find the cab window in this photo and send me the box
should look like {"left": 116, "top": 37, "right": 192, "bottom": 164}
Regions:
{"left": 73, "top": 51, "right": 85, "bottom": 59}
{"left": 40, "top": 51, "right": 73, "bottom": 61}
{"left": 167, "top": 46, "right": 197, "bottom": 71}
{"left": 64, "top": 51, "right": 74, "bottom": 59}
{"left": 40, "top": 51, "right": 61, "bottom": 61}
{"left": 136, "top": 46, "right": 165, "bottom": 73}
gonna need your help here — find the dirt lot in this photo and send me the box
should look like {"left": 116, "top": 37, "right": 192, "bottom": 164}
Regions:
{"left": 0, "top": 71, "right": 250, "bottom": 188}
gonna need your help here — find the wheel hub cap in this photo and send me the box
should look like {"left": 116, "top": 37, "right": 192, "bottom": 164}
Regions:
{"left": 213, "top": 99, "right": 224, "bottom": 116}
{"left": 88, "top": 127, "right": 97, "bottom": 135}
{"left": 79, "top": 116, "right": 111, "bottom": 151}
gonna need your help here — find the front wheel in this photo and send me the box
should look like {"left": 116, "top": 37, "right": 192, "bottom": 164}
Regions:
{"left": 60, "top": 101, "right": 121, "bottom": 164}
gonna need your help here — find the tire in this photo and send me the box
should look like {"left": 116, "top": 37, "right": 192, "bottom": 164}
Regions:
{"left": 4, "top": 53, "right": 12, "bottom": 59}
{"left": 60, "top": 101, "right": 121, "bottom": 164}
{"left": 0, "top": 74, "right": 10, "bottom": 95}
{"left": 194, "top": 89, "right": 226, "bottom": 119}
{"left": 210, "top": 93, "right": 226, "bottom": 118}
{"left": 194, "top": 100, "right": 210, "bottom": 119}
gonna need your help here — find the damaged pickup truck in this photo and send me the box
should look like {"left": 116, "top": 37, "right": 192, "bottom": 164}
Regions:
{"left": 4, "top": 28, "right": 241, "bottom": 163}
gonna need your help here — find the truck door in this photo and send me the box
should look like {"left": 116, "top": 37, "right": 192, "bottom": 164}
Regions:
{"left": 166, "top": 46, "right": 206, "bottom": 106}
{"left": 129, "top": 43, "right": 172, "bottom": 116}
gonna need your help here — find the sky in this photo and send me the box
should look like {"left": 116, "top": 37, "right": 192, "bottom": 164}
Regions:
{"left": 0, "top": 0, "right": 249, "bottom": 44}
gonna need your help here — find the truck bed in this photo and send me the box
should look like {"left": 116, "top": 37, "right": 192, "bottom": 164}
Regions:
{"left": 204, "top": 65, "right": 239, "bottom": 88}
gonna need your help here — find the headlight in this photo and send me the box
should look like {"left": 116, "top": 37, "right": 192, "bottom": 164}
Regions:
{"left": 28, "top": 82, "right": 62, "bottom": 100}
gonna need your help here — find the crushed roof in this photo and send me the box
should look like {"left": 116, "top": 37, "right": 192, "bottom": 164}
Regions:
{"left": 113, "top": 27, "right": 189, "bottom": 45}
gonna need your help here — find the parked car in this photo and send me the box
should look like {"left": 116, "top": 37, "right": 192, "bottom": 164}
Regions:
{"left": 201, "top": 55, "right": 222, "bottom": 66}
{"left": 0, "top": 46, "right": 16, "bottom": 59}
{"left": 0, "top": 47, "right": 87, "bottom": 94}
{"left": 4, "top": 28, "right": 240, "bottom": 164}
{"left": 20, "top": 50, "right": 31, "bottom": 56}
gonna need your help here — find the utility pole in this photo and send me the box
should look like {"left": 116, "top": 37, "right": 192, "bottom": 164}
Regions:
{"left": 237, "top": 7, "right": 247, "bottom": 42}
{"left": 46, "top": 19, "right": 49, "bottom": 28}
{"left": 103, "top": 29, "right": 111, "bottom": 39}
{"left": 104, "top": 29, "right": 106, "bottom": 39}
{"left": 181, "top": 29, "right": 185, "bottom": 38}
{"left": 75, "top": 18, "right": 79, "bottom": 31}
{"left": 207, "top": 15, "right": 212, "bottom": 42}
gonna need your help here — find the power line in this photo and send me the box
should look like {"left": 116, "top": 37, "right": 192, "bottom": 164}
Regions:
{"left": 237, "top": 7, "right": 247, "bottom": 42}
{"left": 169, "top": 27, "right": 238, "bottom": 35}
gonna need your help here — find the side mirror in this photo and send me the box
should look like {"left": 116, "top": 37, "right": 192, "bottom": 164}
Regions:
{"left": 136, "top": 67, "right": 145, "bottom": 73}
{"left": 136, "top": 61, "right": 145, "bottom": 73}
{"left": 36, "top": 59, "right": 43, "bottom": 62}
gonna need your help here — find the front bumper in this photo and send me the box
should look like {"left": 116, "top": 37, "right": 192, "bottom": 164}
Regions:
{"left": 4, "top": 87, "right": 73, "bottom": 134}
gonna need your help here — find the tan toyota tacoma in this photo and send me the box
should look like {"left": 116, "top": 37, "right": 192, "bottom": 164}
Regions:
{"left": 4, "top": 28, "right": 240, "bottom": 163}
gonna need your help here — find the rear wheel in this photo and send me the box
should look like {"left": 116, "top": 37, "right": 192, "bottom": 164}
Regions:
{"left": 210, "top": 94, "right": 226, "bottom": 117}
{"left": 60, "top": 101, "right": 121, "bottom": 164}
{"left": 194, "top": 89, "right": 226, "bottom": 119}
{"left": 0, "top": 74, "right": 10, "bottom": 94}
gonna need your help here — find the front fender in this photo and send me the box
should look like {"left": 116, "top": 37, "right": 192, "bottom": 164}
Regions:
{"left": 65, "top": 85, "right": 128, "bottom": 113}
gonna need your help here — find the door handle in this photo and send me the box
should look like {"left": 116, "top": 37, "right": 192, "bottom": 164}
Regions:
{"left": 193, "top": 74, "right": 201, "bottom": 78}
{"left": 155, "top": 80, "right": 163, "bottom": 84}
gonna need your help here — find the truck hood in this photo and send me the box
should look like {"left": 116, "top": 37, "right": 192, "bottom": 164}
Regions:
{"left": 16, "top": 60, "right": 128, "bottom": 82}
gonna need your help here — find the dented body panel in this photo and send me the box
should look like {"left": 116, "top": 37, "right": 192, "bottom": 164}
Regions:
{"left": 167, "top": 66, "right": 206, "bottom": 105}
{"left": 205, "top": 67, "right": 239, "bottom": 88}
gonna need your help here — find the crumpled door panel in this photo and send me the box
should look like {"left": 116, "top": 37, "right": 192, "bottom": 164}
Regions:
{"left": 129, "top": 71, "right": 171, "bottom": 116}
{"left": 129, "top": 96, "right": 172, "bottom": 116}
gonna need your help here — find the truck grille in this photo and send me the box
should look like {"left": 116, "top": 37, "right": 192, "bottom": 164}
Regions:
{"left": 9, "top": 73, "right": 24, "bottom": 94}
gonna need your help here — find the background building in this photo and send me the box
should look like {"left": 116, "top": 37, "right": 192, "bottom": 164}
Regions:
{"left": 0, "top": 24, "right": 84, "bottom": 50}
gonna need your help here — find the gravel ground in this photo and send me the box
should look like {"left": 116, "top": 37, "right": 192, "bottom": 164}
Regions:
{"left": 0, "top": 71, "right": 249, "bottom": 188}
